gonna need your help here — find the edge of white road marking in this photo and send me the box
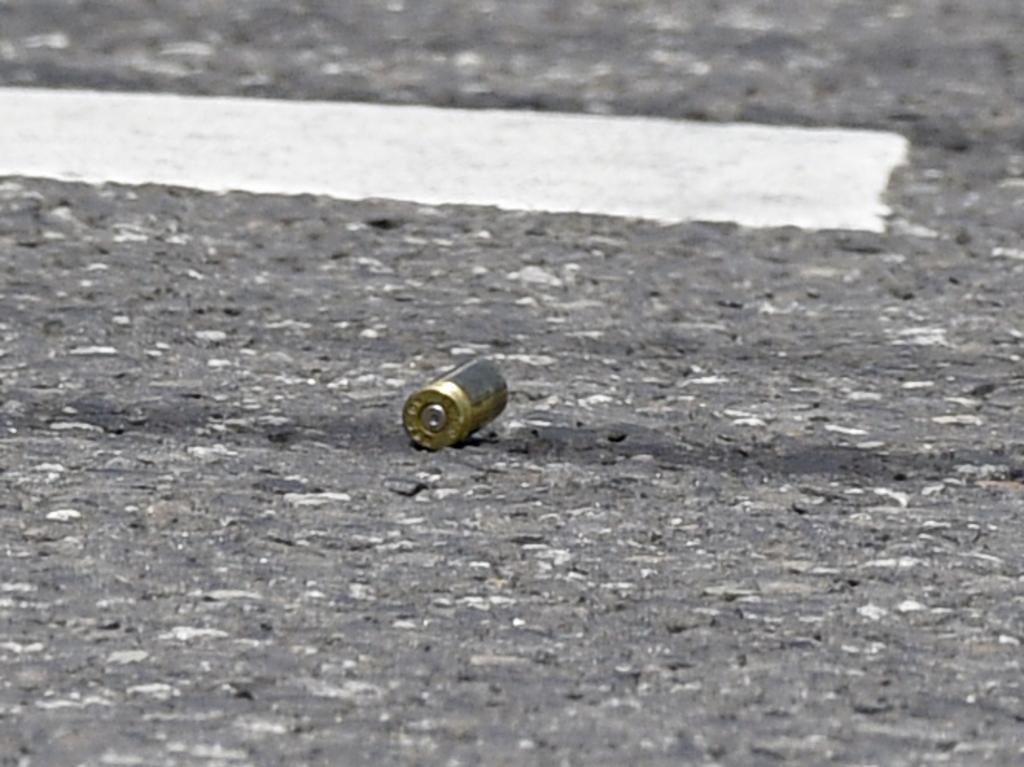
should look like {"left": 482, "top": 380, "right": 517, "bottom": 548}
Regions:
{"left": 0, "top": 87, "right": 909, "bottom": 232}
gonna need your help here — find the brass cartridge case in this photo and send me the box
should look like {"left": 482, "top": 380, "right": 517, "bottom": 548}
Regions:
{"left": 403, "top": 358, "right": 508, "bottom": 450}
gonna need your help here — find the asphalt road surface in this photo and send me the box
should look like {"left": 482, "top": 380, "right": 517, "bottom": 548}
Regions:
{"left": 2, "top": 2, "right": 1024, "bottom": 766}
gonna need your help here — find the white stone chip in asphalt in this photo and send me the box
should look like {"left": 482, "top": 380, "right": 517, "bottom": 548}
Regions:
{"left": 0, "top": 87, "right": 908, "bottom": 231}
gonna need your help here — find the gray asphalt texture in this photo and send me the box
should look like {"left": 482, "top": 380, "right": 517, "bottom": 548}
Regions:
{"left": 2, "top": 2, "right": 1024, "bottom": 766}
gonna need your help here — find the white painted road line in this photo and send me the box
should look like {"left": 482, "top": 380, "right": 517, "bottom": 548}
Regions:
{"left": 0, "top": 88, "right": 908, "bottom": 231}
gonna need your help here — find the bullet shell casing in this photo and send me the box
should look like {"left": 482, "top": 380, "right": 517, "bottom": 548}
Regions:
{"left": 403, "top": 358, "right": 508, "bottom": 450}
